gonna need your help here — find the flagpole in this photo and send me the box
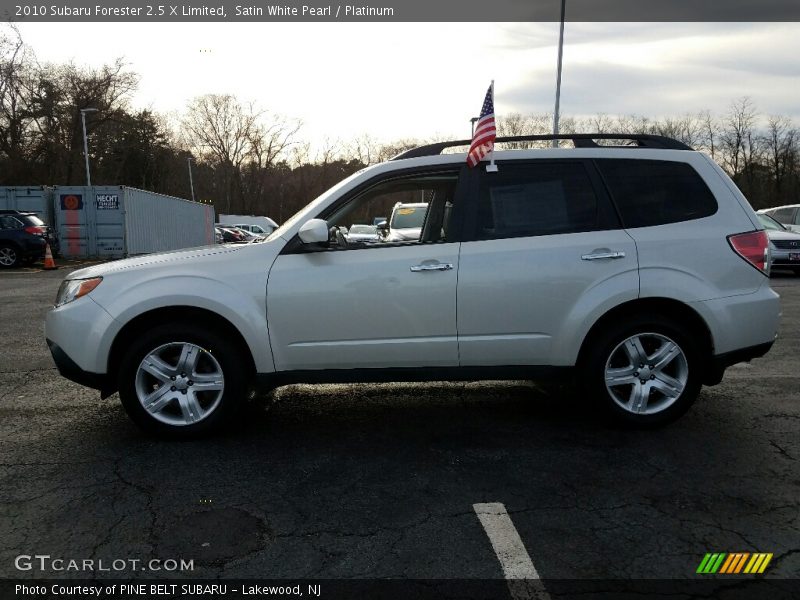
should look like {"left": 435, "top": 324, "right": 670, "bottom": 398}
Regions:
{"left": 552, "top": 0, "right": 566, "bottom": 148}
{"left": 486, "top": 79, "right": 498, "bottom": 172}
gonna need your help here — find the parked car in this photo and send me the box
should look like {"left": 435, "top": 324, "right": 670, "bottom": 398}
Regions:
{"left": 757, "top": 213, "right": 800, "bottom": 275}
{"left": 233, "top": 223, "right": 271, "bottom": 237}
{"left": 218, "top": 215, "right": 278, "bottom": 235}
{"left": 229, "top": 226, "right": 262, "bottom": 243}
{"left": 0, "top": 210, "right": 57, "bottom": 268}
{"left": 46, "top": 133, "right": 780, "bottom": 437}
{"left": 345, "top": 224, "right": 380, "bottom": 243}
{"left": 758, "top": 204, "right": 800, "bottom": 233}
{"left": 215, "top": 225, "right": 247, "bottom": 243}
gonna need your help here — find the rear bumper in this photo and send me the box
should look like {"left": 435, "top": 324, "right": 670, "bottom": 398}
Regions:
{"left": 711, "top": 341, "right": 774, "bottom": 369}
{"left": 21, "top": 236, "right": 46, "bottom": 258}
{"left": 47, "top": 339, "right": 108, "bottom": 392}
{"left": 704, "top": 340, "right": 775, "bottom": 386}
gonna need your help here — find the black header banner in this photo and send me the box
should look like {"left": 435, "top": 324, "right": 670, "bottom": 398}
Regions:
{"left": 2, "top": 0, "right": 800, "bottom": 23}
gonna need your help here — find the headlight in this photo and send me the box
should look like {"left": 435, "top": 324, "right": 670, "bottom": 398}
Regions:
{"left": 55, "top": 277, "right": 103, "bottom": 307}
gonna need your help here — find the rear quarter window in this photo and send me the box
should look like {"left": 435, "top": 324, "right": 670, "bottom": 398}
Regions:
{"left": 597, "top": 159, "right": 717, "bottom": 228}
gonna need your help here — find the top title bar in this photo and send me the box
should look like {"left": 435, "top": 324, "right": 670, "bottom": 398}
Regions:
{"left": 2, "top": 0, "right": 800, "bottom": 22}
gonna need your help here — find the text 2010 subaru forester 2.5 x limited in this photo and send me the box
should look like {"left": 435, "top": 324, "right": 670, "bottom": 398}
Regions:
{"left": 46, "top": 134, "right": 780, "bottom": 437}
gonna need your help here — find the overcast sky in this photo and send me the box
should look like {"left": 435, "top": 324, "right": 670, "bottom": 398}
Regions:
{"left": 14, "top": 22, "right": 800, "bottom": 143}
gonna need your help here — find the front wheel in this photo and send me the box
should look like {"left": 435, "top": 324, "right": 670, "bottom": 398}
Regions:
{"left": 584, "top": 316, "right": 702, "bottom": 427}
{"left": 118, "top": 323, "right": 249, "bottom": 438}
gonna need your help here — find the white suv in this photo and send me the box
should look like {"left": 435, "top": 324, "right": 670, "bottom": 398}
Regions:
{"left": 45, "top": 134, "right": 780, "bottom": 437}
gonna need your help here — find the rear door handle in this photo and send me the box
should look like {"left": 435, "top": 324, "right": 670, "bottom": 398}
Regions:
{"left": 410, "top": 263, "right": 454, "bottom": 272}
{"left": 581, "top": 251, "right": 626, "bottom": 260}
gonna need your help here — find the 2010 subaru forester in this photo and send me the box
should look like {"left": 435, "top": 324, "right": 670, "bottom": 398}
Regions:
{"left": 45, "top": 134, "right": 781, "bottom": 437}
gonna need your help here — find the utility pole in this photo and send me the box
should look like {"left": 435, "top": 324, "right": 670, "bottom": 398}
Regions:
{"left": 80, "top": 108, "right": 99, "bottom": 185}
{"left": 187, "top": 157, "right": 196, "bottom": 202}
{"left": 552, "top": 0, "right": 566, "bottom": 148}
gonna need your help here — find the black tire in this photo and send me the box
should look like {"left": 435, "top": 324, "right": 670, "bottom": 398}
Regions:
{"left": 793, "top": 268, "right": 800, "bottom": 276}
{"left": 582, "top": 314, "right": 702, "bottom": 427}
{"left": 0, "top": 244, "right": 20, "bottom": 268}
{"left": 117, "top": 322, "right": 250, "bottom": 438}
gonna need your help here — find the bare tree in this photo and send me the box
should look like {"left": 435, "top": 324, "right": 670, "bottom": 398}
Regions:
{"left": 182, "top": 94, "right": 298, "bottom": 213}
{"left": 763, "top": 115, "right": 797, "bottom": 202}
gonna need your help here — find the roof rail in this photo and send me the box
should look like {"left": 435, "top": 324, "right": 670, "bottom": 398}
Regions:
{"left": 392, "top": 133, "right": 693, "bottom": 160}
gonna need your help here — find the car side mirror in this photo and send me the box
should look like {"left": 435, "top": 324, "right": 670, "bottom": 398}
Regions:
{"left": 376, "top": 220, "right": 388, "bottom": 232}
{"left": 298, "top": 219, "right": 330, "bottom": 244}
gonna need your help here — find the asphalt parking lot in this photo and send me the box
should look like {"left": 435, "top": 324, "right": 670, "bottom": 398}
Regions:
{"left": 1, "top": 265, "right": 798, "bottom": 596}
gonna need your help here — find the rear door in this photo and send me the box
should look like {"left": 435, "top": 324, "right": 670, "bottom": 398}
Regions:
{"left": 456, "top": 160, "right": 639, "bottom": 367}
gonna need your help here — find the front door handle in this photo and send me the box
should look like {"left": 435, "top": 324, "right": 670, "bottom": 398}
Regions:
{"left": 581, "top": 251, "right": 626, "bottom": 261}
{"left": 410, "top": 263, "right": 454, "bottom": 272}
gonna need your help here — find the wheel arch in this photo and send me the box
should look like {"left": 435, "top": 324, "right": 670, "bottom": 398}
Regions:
{"left": 106, "top": 306, "right": 257, "bottom": 394}
{"left": 576, "top": 297, "right": 715, "bottom": 372}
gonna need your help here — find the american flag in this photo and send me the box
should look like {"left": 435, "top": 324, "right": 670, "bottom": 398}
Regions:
{"left": 467, "top": 84, "right": 496, "bottom": 168}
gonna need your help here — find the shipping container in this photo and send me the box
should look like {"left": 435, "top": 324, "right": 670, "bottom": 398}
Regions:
{"left": 0, "top": 186, "right": 54, "bottom": 224}
{"left": 53, "top": 186, "right": 215, "bottom": 258}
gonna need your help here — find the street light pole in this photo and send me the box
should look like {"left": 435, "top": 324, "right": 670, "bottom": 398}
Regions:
{"left": 552, "top": 0, "right": 566, "bottom": 147}
{"left": 187, "top": 157, "right": 196, "bottom": 202}
{"left": 80, "top": 108, "right": 98, "bottom": 186}
{"left": 470, "top": 117, "right": 479, "bottom": 137}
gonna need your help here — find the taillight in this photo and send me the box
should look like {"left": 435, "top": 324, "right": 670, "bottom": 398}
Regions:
{"left": 24, "top": 226, "right": 45, "bottom": 236}
{"left": 728, "top": 230, "right": 770, "bottom": 274}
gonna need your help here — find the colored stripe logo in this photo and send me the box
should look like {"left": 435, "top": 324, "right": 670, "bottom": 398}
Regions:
{"left": 697, "top": 552, "right": 772, "bottom": 574}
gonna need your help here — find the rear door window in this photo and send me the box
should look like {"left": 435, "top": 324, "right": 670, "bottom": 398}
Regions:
{"left": 597, "top": 159, "right": 717, "bottom": 228}
{"left": 472, "top": 161, "right": 609, "bottom": 240}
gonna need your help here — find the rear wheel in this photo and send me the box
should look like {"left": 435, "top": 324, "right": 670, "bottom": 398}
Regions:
{"left": 118, "top": 323, "right": 249, "bottom": 438}
{"left": 0, "top": 244, "right": 20, "bottom": 268}
{"left": 584, "top": 316, "right": 702, "bottom": 427}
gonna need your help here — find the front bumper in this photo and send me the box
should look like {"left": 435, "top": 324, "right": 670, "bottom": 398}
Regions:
{"left": 771, "top": 249, "right": 800, "bottom": 267}
{"left": 47, "top": 339, "right": 108, "bottom": 391}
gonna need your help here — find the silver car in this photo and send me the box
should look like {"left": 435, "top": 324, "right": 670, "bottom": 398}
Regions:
{"left": 758, "top": 213, "right": 800, "bottom": 275}
{"left": 345, "top": 224, "right": 381, "bottom": 243}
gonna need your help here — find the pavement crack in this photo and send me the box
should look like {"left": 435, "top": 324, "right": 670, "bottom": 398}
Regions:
{"left": 769, "top": 440, "right": 796, "bottom": 461}
{"left": 112, "top": 458, "right": 158, "bottom": 558}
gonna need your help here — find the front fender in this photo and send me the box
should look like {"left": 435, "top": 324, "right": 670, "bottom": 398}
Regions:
{"left": 92, "top": 274, "right": 274, "bottom": 373}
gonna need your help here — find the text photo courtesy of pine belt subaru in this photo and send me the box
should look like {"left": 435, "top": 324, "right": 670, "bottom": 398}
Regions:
{"left": 45, "top": 133, "right": 780, "bottom": 437}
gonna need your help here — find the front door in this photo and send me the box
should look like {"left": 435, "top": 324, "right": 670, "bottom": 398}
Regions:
{"left": 267, "top": 169, "right": 465, "bottom": 372}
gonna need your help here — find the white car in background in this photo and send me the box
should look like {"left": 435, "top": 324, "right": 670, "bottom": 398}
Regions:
{"left": 383, "top": 202, "right": 429, "bottom": 242}
{"left": 757, "top": 213, "right": 800, "bottom": 275}
{"left": 45, "top": 133, "right": 780, "bottom": 437}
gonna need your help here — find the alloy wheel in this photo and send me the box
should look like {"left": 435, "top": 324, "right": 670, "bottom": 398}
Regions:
{"left": 134, "top": 342, "right": 225, "bottom": 426}
{"left": 604, "top": 332, "right": 689, "bottom": 415}
{"left": 0, "top": 247, "right": 17, "bottom": 266}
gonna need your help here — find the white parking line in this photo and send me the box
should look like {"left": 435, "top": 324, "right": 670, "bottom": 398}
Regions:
{"left": 473, "top": 502, "right": 551, "bottom": 600}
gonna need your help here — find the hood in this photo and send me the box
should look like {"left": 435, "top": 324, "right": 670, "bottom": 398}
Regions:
{"left": 67, "top": 244, "right": 249, "bottom": 280}
{"left": 387, "top": 227, "right": 422, "bottom": 242}
{"left": 767, "top": 230, "right": 800, "bottom": 242}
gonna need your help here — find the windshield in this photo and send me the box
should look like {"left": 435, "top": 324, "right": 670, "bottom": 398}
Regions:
{"left": 758, "top": 213, "right": 786, "bottom": 231}
{"left": 349, "top": 225, "right": 376, "bottom": 234}
{"left": 269, "top": 167, "right": 372, "bottom": 240}
{"left": 390, "top": 205, "right": 427, "bottom": 229}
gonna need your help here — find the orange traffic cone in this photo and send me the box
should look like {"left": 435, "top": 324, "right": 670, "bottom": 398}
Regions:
{"left": 43, "top": 242, "right": 57, "bottom": 270}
